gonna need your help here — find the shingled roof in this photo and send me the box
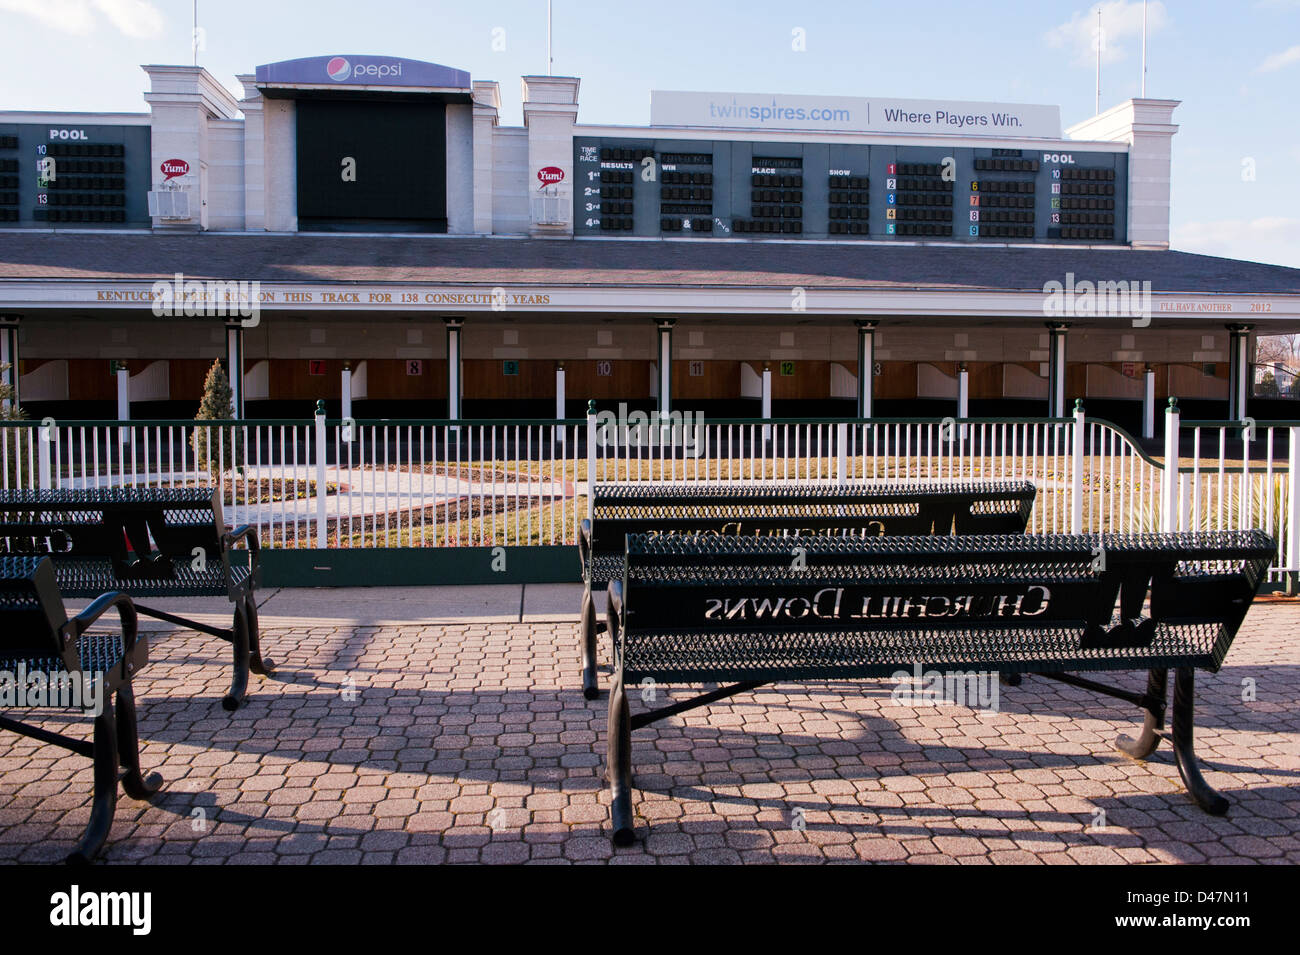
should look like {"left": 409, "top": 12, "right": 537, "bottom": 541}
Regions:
{"left": 1, "top": 232, "right": 1299, "bottom": 295}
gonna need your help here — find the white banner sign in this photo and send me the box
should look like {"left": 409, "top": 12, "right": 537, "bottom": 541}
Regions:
{"left": 650, "top": 91, "right": 1062, "bottom": 138}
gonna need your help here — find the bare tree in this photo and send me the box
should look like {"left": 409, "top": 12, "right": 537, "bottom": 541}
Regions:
{"left": 1256, "top": 334, "right": 1300, "bottom": 367}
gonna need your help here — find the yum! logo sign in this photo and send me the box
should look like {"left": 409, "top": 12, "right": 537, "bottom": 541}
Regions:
{"left": 537, "top": 166, "right": 565, "bottom": 188}
{"left": 159, "top": 159, "right": 189, "bottom": 182}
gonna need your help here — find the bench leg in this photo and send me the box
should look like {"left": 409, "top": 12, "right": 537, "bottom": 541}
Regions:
{"left": 606, "top": 669, "right": 635, "bottom": 846}
{"left": 1170, "top": 667, "right": 1229, "bottom": 815}
{"left": 1117, "top": 668, "right": 1167, "bottom": 760}
{"left": 223, "top": 602, "right": 251, "bottom": 712}
{"left": 115, "top": 683, "right": 163, "bottom": 802}
{"left": 244, "top": 594, "right": 274, "bottom": 676}
{"left": 66, "top": 706, "right": 122, "bottom": 864}
{"left": 580, "top": 586, "right": 599, "bottom": 700}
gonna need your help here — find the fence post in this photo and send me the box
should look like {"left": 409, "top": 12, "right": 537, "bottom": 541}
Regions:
{"left": 1071, "top": 400, "right": 1084, "bottom": 534}
{"left": 836, "top": 421, "right": 848, "bottom": 485}
{"left": 1161, "top": 397, "right": 1180, "bottom": 533}
{"left": 1289, "top": 426, "right": 1300, "bottom": 594}
{"left": 314, "top": 399, "right": 327, "bottom": 549}
{"left": 38, "top": 421, "right": 52, "bottom": 490}
{"left": 586, "top": 399, "right": 597, "bottom": 524}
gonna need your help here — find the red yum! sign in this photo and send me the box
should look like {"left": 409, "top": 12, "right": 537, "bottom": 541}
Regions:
{"left": 536, "top": 165, "right": 564, "bottom": 186}
{"left": 159, "top": 159, "right": 190, "bottom": 181}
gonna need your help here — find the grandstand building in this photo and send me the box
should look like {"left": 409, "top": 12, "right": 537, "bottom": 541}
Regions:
{"left": 2, "top": 54, "right": 1299, "bottom": 433}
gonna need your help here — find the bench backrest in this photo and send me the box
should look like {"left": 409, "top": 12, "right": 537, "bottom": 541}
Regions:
{"left": 0, "top": 556, "right": 69, "bottom": 661}
{"left": 614, "top": 531, "right": 1274, "bottom": 681}
{"left": 589, "top": 480, "right": 1036, "bottom": 556}
{"left": 0, "top": 488, "right": 226, "bottom": 589}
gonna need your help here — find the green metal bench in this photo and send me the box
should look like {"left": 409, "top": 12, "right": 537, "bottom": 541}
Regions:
{"left": 602, "top": 530, "right": 1274, "bottom": 845}
{"left": 0, "top": 487, "right": 268, "bottom": 710}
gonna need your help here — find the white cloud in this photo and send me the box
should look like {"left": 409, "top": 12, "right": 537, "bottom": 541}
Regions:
{"left": 1172, "top": 217, "right": 1300, "bottom": 269}
{"left": 0, "top": 0, "right": 162, "bottom": 37}
{"left": 92, "top": 0, "right": 163, "bottom": 39}
{"left": 1258, "top": 44, "right": 1300, "bottom": 72}
{"left": 1046, "top": 1, "right": 1169, "bottom": 67}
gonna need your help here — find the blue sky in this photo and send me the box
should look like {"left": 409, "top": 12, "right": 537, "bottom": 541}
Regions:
{"left": 1, "top": 0, "right": 1298, "bottom": 266}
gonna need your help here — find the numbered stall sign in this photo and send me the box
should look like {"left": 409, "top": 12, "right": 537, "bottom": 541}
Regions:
{"left": 406, "top": 360, "right": 423, "bottom": 376}
{"left": 596, "top": 360, "right": 613, "bottom": 377}
{"left": 502, "top": 360, "right": 519, "bottom": 376}
{"left": 688, "top": 361, "right": 704, "bottom": 377}
{"left": 780, "top": 361, "right": 795, "bottom": 377}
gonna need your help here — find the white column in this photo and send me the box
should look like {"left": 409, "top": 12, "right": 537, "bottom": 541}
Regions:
{"left": 1071, "top": 400, "right": 1085, "bottom": 534}
{"left": 656, "top": 319, "right": 675, "bottom": 417}
{"left": 226, "top": 324, "right": 243, "bottom": 418}
{"left": 116, "top": 365, "right": 131, "bottom": 448}
{"left": 957, "top": 363, "right": 969, "bottom": 441}
{"left": 856, "top": 320, "right": 876, "bottom": 418}
{"left": 1047, "top": 323, "right": 1069, "bottom": 417}
{"left": 761, "top": 362, "right": 772, "bottom": 442}
{"left": 341, "top": 365, "right": 353, "bottom": 422}
{"left": 1227, "top": 324, "right": 1251, "bottom": 422}
{"left": 116, "top": 367, "right": 130, "bottom": 421}
{"left": 555, "top": 362, "right": 566, "bottom": 420}
{"left": 314, "top": 400, "right": 327, "bottom": 548}
{"left": 1142, "top": 366, "right": 1155, "bottom": 439}
{"left": 1161, "top": 398, "right": 1180, "bottom": 532}
{"left": 445, "top": 317, "right": 464, "bottom": 420}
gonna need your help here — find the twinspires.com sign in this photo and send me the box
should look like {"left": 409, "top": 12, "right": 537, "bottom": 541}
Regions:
{"left": 650, "top": 91, "right": 1062, "bottom": 138}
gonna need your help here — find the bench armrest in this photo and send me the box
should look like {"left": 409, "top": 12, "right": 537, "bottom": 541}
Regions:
{"left": 63, "top": 590, "right": 143, "bottom": 682}
{"left": 579, "top": 519, "right": 593, "bottom": 576}
{"left": 606, "top": 578, "right": 623, "bottom": 617}
{"left": 223, "top": 524, "right": 261, "bottom": 582}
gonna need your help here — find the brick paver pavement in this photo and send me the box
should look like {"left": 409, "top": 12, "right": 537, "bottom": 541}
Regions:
{"left": 2, "top": 603, "right": 1296, "bottom": 864}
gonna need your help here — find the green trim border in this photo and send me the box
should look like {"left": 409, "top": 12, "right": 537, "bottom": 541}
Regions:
{"left": 258, "top": 545, "right": 580, "bottom": 588}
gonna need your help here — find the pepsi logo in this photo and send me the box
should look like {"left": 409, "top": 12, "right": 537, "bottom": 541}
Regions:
{"left": 159, "top": 159, "right": 190, "bottom": 181}
{"left": 326, "top": 56, "right": 351, "bottom": 81}
{"left": 537, "top": 166, "right": 565, "bottom": 186}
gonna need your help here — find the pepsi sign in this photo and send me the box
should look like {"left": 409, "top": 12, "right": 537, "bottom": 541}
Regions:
{"left": 255, "top": 56, "right": 470, "bottom": 90}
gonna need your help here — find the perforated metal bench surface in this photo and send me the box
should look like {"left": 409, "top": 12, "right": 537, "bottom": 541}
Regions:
{"left": 577, "top": 479, "right": 1037, "bottom": 698}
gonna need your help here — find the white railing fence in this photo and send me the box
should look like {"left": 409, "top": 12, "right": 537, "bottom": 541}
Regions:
{"left": 2, "top": 402, "right": 1296, "bottom": 586}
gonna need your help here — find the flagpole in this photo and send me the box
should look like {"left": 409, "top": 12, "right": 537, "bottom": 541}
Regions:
{"left": 1141, "top": 0, "right": 1148, "bottom": 97}
{"left": 1095, "top": 6, "right": 1101, "bottom": 114}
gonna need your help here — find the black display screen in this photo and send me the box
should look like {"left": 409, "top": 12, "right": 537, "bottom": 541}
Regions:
{"left": 296, "top": 99, "right": 447, "bottom": 232}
